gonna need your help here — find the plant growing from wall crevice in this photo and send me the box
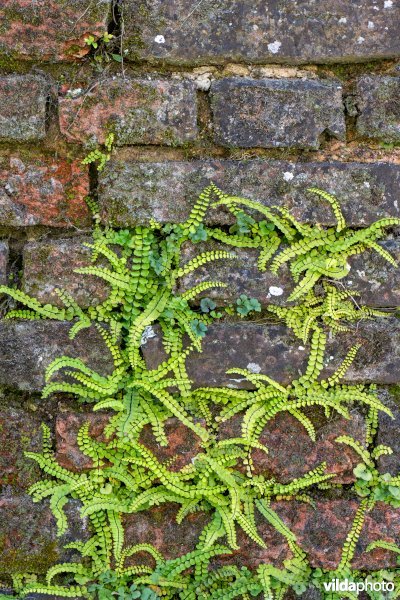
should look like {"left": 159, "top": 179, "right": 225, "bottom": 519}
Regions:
{"left": 1, "top": 184, "right": 400, "bottom": 599}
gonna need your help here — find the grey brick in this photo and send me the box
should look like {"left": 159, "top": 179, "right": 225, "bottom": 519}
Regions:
{"left": 178, "top": 240, "right": 400, "bottom": 308}
{"left": 22, "top": 237, "right": 109, "bottom": 308}
{"left": 98, "top": 159, "right": 400, "bottom": 227}
{"left": 357, "top": 76, "right": 400, "bottom": 142}
{"left": 211, "top": 78, "right": 345, "bottom": 149}
{"left": 143, "top": 318, "right": 400, "bottom": 387}
{"left": 0, "top": 321, "right": 113, "bottom": 391}
{"left": 0, "top": 241, "right": 8, "bottom": 285}
{"left": 123, "top": 0, "right": 400, "bottom": 65}
{"left": 0, "top": 75, "right": 50, "bottom": 142}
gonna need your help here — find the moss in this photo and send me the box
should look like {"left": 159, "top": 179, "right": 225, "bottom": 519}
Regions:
{"left": 0, "top": 540, "right": 59, "bottom": 574}
{"left": 387, "top": 385, "right": 400, "bottom": 407}
{"left": 0, "top": 52, "right": 29, "bottom": 75}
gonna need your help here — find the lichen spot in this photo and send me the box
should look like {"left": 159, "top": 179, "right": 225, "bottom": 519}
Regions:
{"left": 267, "top": 41, "right": 282, "bottom": 54}
{"left": 384, "top": 0, "right": 393, "bottom": 8}
{"left": 283, "top": 171, "right": 294, "bottom": 181}
{"left": 247, "top": 362, "right": 262, "bottom": 373}
{"left": 141, "top": 325, "right": 157, "bottom": 345}
{"left": 269, "top": 286, "right": 284, "bottom": 296}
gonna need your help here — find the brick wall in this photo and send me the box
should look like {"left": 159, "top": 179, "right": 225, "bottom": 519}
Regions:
{"left": 1, "top": 0, "right": 400, "bottom": 592}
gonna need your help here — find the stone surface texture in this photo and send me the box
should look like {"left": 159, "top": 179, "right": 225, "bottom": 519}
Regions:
{"left": 0, "top": 405, "right": 44, "bottom": 492}
{"left": 20, "top": 236, "right": 400, "bottom": 308}
{"left": 0, "top": 153, "right": 90, "bottom": 228}
{"left": 123, "top": 0, "right": 400, "bottom": 65}
{"left": 22, "top": 237, "right": 109, "bottom": 307}
{"left": 55, "top": 413, "right": 203, "bottom": 473}
{"left": 98, "top": 159, "right": 400, "bottom": 227}
{"left": 357, "top": 76, "right": 400, "bottom": 142}
{"left": 143, "top": 319, "right": 400, "bottom": 387}
{"left": 0, "top": 241, "right": 8, "bottom": 285}
{"left": 179, "top": 240, "right": 400, "bottom": 308}
{"left": 1, "top": 0, "right": 400, "bottom": 581}
{"left": 122, "top": 499, "right": 400, "bottom": 571}
{"left": 59, "top": 77, "right": 198, "bottom": 146}
{"left": 211, "top": 78, "right": 345, "bottom": 149}
{"left": 0, "top": 495, "right": 86, "bottom": 573}
{"left": 0, "top": 75, "right": 50, "bottom": 142}
{"left": 0, "top": 321, "right": 113, "bottom": 391}
{"left": 0, "top": 0, "right": 110, "bottom": 62}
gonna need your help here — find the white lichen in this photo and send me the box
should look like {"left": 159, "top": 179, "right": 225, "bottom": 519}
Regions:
{"left": 246, "top": 362, "right": 262, "bottom": 373}
{"left": 269, "top": 286, "right": 284, "bottom": 296}
{"left": 267, "top": 41, "right": 282, "bottom": 54}
{"left": 283, "top": 171, "right": 294, "bottom": 181}
{"left": 140, "top": 325, "right": 157, "bottom": 345}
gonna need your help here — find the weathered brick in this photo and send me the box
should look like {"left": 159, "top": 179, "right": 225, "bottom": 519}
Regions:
{"left": 21, "top": 236, "right": 400, "bottom": 309}
{"left": 218, "top": 410, "right": 366, "bottom": 485}
{"left": 376, "top": 389, "right": 400, "bottom": 476}
{"left": 55, "top": 408, "right": 362, "bottom": 484}
{"left": 0, "top": 75, "right": 50, "bottom": 142}
{"left": 0, "top": 153, "right": 90, "bottom": 228}
{"left": 55, "top": 413, "right": 203, "bottom": 473}
{"left": 211, "top": 78, "right": 345, "bottom": 149}
{"left": 0, "top": 405, "right": 44, "bottom": 492}
{"left": 0, "top": 241, "right": 8, "bottom": 285}
{"left": 0, "top": 495, "right": 86, "bottom": 574}
{"left": 123, "top": 0, "right": 400, "bottom": 65}
{"left": 357, "top": 76, "right": 400, "bottom": 142}
{"left": 98, "top": 159, "right": 400, "bottom": 227}
{"left": 179, "top": 240, "right": 400, "bottom": 308}
{"left": 59, "top": 78, "right": 198, "bottom": 146}
{"left": 22, "top": 238, "right": 109, "bottom": 308}
{"left": 0, "top": 0, "right": 110, "bottom": 62}
{"left": 1, "top": 317, "right": 398, "bottom": 393}
{"left": 143, "top": 318, "right": 400, "bottom": 387}
{"left": 123, "top": 500, "right": 400, "bottom": 570}
{"left": 0, "top": 321, "right": 113, "bottom": 391}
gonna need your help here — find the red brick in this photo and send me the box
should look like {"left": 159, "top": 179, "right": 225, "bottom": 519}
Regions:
{"left": 55, "top": 412, "right": 111, "bottom": 472}
{"left": 0, "top": 0, "right": 110, "bottom": 62}
{"left": 0, "top": 75, "right": 50, "bottom": 142}
{"left": 55, "top": 413, "right": 203, "bottom": 472}
{"left": 218, "top": 410, "right": 366, "bottom": 484}
{"left": 122, "top": 500, "right": 400, "bottom": 571}
{"left": 0, "top": 153, "right": 90, "bottom": 227}
{"left": 59, "top": 77, "right": 198, "bottom": 146}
